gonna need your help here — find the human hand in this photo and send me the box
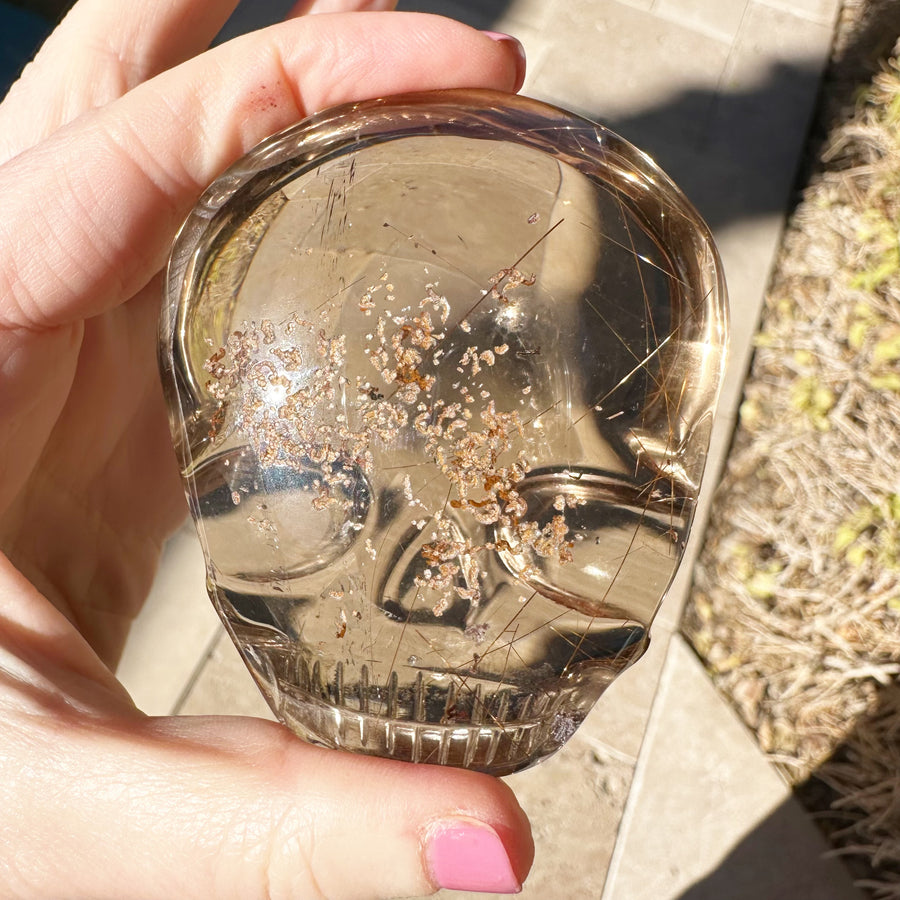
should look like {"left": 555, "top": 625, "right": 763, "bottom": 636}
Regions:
{"left": 0, "top": 2, "right": 532, "bottom": 896}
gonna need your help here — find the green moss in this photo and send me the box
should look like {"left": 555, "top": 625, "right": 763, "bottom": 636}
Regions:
{"left": 745, "top": 569, "right": 780, "bottom": 601}
{"left": 850, "top": 211, "right": 900, "bottom": 292}
{"left": 873, "top": 329, "right": 900, "bottom": 364}
{"left": 790, "top": 375, "right": 835, "bottom": 430}
{"left": 739, "top": 397, "right": 762, "bottom": 429}
{"left": 833, "top": 494, "right": 900, "bottom": 571}
{"left": 869, "top": 372, "right": 900, "bottom": 391}
{"left": 847, "top": 303, "right": 880, "bottom": 350}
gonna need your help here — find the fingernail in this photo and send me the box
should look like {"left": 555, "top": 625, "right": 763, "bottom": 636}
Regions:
{"left": 482, "top": 31, "right": 527, "bottom": 92}
{"left": 425, "top": 819, "right": 522, "bottom": 894}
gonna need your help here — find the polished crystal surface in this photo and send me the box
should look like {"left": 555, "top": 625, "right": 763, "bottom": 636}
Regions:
{"left": 161, "top": 90, "right": 727, "bottom": 774}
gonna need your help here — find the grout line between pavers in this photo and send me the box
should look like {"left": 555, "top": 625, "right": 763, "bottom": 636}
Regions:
{"left": 171, "top": 626, "right": 226, "bottom": 715}
{"left": 649, "top": 1, "right": 748, "bottom": 47}
{"left": 752, "top": 0, "right": 842, "bottom": 28}
{"left": 707, "top": 0, "right": 755, "bottom": 129}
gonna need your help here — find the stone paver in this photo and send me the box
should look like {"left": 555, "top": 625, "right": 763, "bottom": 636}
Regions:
{"left": 116, "top": 523, "right": 220, "bottom": 716}
{"left": 604, "top": 636, "right": 866, "bottom": 900}
{"left": 177, "top": 628, "right": 276, "bottom": 720}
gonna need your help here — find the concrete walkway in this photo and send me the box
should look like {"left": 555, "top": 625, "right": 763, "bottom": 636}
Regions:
{"left": 113, "top": 0, "right": 865, "bottom": 896}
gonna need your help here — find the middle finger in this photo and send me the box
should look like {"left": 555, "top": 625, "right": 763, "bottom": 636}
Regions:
{"left": 0, "top": 0, "right": 395, "bottom": 162}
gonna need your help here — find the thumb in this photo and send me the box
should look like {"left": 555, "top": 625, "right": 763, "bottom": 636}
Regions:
{"left": 9, "top": 712, "right": 533, "bottom": 899}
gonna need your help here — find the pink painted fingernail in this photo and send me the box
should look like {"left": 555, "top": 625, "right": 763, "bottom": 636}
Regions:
{"left": 426, "top": 819, "right": 522, "bottom": 894}
{"left": 482, "top": 31, "right": 527, "bottom": 92}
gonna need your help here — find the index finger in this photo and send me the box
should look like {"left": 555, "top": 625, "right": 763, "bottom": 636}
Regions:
{"left": 0, "top": 0, "right": 400, "bottom": 163}
{"left": 0, "top": 13, "right": 525, "bottom": 330}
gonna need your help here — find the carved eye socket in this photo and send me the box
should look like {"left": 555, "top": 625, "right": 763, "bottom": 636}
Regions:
{"left": 193, "top": 448, "right": 371, "bottom": 582}
{"left": 496, "top": 467, "right": 687, "bottom": 626}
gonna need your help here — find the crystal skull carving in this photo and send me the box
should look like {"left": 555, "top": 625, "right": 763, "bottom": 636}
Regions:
{"left": 161, "top": 90, "right": 728, "bottom": 775}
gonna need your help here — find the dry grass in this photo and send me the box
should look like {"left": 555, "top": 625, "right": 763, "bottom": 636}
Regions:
{"left": 683, "top": 22, "right": 900, "bottom": 898}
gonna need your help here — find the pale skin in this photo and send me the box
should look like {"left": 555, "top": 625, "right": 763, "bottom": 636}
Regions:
{"left": 0, "top": 2, "right": 533, "bottom": 897}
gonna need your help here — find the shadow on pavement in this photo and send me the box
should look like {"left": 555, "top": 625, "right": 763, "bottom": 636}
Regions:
{"left": 676, "top": 795, "right": 863, "bottom": 900}
{"left": 395, "top": 0, "right": 513, "bottom": 30}
{"left": 673, "top": 683, "right": 900, "bottom": 899}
